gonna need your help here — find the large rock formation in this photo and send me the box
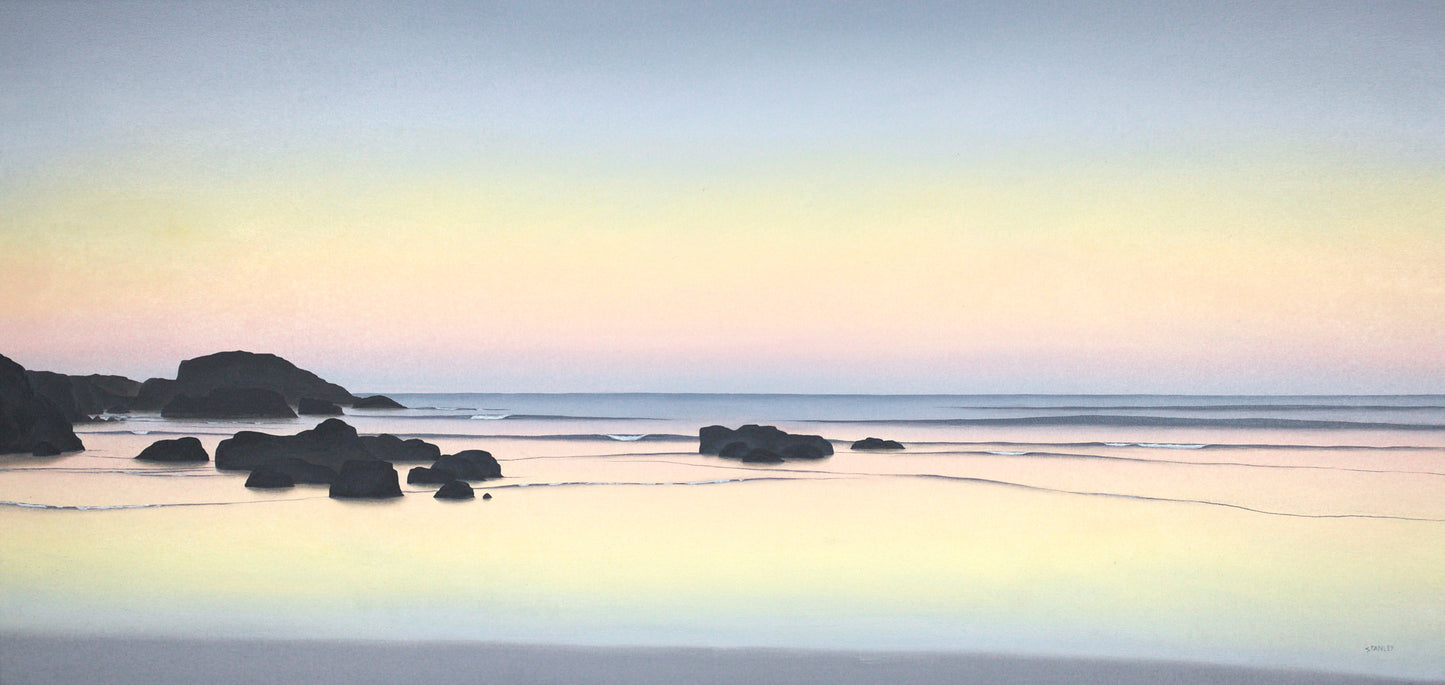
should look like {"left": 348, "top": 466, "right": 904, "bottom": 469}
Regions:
{"left": 0, "top": 353, "right": 84, "bottom": 455}
{"left": 135, "top": 436, "right": 210, "bottom": 462}
{"left": 699, "top": 425, "right": 833, "bottom": 461}
{"left": 133, "top": 351, "right": 357, "bottom": 410}
{"left": 161, "top": 388, "right": 298, "bottom": 419}
{"left": 330, "top": 460, "right": 402, "bottom": 499}
{"left": 25, "top": 371, "right": 142, "bottom": 422}
{"left": 214, "top": 419, "right": 444, "bottom": 474}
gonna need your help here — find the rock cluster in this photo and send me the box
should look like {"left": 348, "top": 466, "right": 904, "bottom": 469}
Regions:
{"left": 699, "top": 424, "right": 833, "bottom": 462}
{"left": 213, "top": 418, "right": 498, "bottom": 500}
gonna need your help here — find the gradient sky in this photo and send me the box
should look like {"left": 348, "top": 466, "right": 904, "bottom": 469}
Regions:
{"left": 2, "top": 1, "right": 1442, "bottom": 393}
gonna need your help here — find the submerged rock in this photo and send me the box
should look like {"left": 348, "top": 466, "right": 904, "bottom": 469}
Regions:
{"left": 136, "top": 436, "right": 210, "bottom": 463}
{"left": 161, "top": 388, "right": 297, "bottom": 419}
{"left": 851, "top": 437, "right": 905, "bottom": 451}
{"left": 297, "top": 398, "right": 344, "bottom": 416}
{"left": 433, "top": 449, "right": 502, "bottom": 481}
{"left": 434, "top": 480, "right": 475, "bottom": 500}
{"left": 699, "top": 425, "right": 833, "bottom": 461}
{"left": 245, "top": 466, "right": 295, "bottom": 489}
{"left": 0, "top": 353, "right": 84, "bottom": 455}
{"left": 352, "top": 395, "right": 406, "bottom": 410}
{"left": 329, "top": 460, "right": 402, "bottom": 499}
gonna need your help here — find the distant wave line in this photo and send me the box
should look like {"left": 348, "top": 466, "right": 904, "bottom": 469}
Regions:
{"left": 923, "top": 449, "right": 1445, "bottom": 478}
{"left": 805, "top": 415, "right": 1445, "bottom": 430}
{"left": 945, "top": 404, "right": 1445, "bottom": 412}
{"left": 896, "top": 473, "right": 1445, "bottom": 522}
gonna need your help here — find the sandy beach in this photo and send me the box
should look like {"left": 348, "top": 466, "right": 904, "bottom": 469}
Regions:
{"left": 3, "top": 635, "right": 1440, "bottom": 685}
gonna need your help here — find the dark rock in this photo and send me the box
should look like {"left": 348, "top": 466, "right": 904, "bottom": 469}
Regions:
{"left": 407, "top": 466, "right": 458, "bottom": 485}
{"left": 699, "top": 424, "right": 833, "bottom": 461}
{"left": 297, "top": 398, "right": 343, "bottom": 416}
{"left": 434, "top": 480, "right": 475, "bottom": 500}
{"left": 329, "top": 460, "right": 402, "bottom": 499}
{"left": 0, "top": 353, "right": 85, "bottom": 455}
{"left": 433, "top": 449, "right": 502, "bottom": 481}
{"left": 482, "top": 492, "right": 492, "bottom": 500}
{"left": 257, "top": 457, "right": 338, "bottom": 485}
{"left": 352, "top": 395, "right": 405, "bottom": 410}
{"left": 851, "top": 437, "right": 905, "bottom": 451}
{"left": 25, "top": 371, "right": 142, "bottom": 423}
{"left": 215, "top": 418, "right": 368, "bottom": 472}
{"left": 133, "top": 351, "right": 357, "bottom": 410}
{"left": 31, "top": 441, "right": 60, "bottom": 457}
{"left": 740, "top": 448, "right": 785, "bottom": 464}
{"left": 359, "top": 433, "right": 440, "bottom": 462}
{"left": 162, "top": 388, "right": 297, "bottom": 419}
{"left": 136, "top": 436, "right": 210, "bottom": 463}
{"left": 245, "top": 466, "right": 295, "bottom": 489}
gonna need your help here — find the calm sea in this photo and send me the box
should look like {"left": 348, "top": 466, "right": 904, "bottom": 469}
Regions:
{"left": 2, "top": 394, "right": 1442, "bottom": 679}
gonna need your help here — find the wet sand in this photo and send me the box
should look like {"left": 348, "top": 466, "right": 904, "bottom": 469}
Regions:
{"left": 2, "top": 635, "right": 1437, "bottom": 685}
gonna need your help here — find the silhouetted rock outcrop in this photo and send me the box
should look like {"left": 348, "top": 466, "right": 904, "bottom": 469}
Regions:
{"left": 133, "top": 351, "right": 357, "bottom": 410}
{"left": 433, "top": 449, "right": 502, "bottom": 481}
{"left": 255, "top": 457, "right": 338, "bottom": 485}
{"left": 0, "top": 353, "right": 84, "bottom": 455}
{"left": 161, "top": 388, "right": 297, "bottom": 419}
{"left": 851, "top": 437, "right": 905, "bottom": 450}
{"left": 215, "top": 418, "right": 368, "bottom": 471}
{"left": 434, "top": 480, "right": 474, "bottom": 499}
{"left": 245, "top": 466, "right": 295, "bottom": 489}
{"left": 699, "top": 424, "right": 833, "bottom": 461}
{"left": 352, "top": 395, "right": 405, "bottom": 409}
{"left": 25, "top": 371, "right": 141, "bottom": 422}
{"left": 330, "top": 460, "right": 402, "bottom": 499}
{"left": 136, "top": 436, "right": 210, "bottom": 463}
{"left": 359, "top": 433, "right": 439, "bottom": 462}
{"left": 407, "top": 466, "right": 458, "bottom": 485}
{"left": 297, "top": 398, "right": 344, "bottom": 416}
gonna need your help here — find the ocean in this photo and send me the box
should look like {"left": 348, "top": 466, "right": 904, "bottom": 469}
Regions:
{"left": 2, "top": 394, "right": 1442, "bottom": 680}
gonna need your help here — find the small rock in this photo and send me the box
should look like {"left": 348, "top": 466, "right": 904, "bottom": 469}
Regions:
{"left": 136, "top": 436, "right": 210, "bottom": 463}
{"left": 851, "top": 437, "right": 905, "bottom": 451}
{"left": 434, "top": 480, "right": 475, "bottom": 500}
{"left": 352, "top": 395, "right": 405, "bottom": 409}
{"left": 482, "top": 492, "right": 492, "bottom": 500}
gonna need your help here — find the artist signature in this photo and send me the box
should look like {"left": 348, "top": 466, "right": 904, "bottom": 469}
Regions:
{"left": 1364, "top": 644, "right": 1395, "bottom": 653}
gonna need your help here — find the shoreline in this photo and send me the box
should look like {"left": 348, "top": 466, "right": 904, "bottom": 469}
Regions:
{"left": 1, "top": 635, "right": 1437, "bottom": 685}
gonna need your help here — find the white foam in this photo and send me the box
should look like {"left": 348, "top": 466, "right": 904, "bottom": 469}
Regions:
{"left": 606, "top": 434, "right": 648, "bottom": 442}
{"left": 470, "top": 414, "right": 511, "bottom": 420}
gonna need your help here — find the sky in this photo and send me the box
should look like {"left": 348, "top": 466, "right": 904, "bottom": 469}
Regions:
{"left": 1, "top": 1, "right": 1442, "bottom": 393}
